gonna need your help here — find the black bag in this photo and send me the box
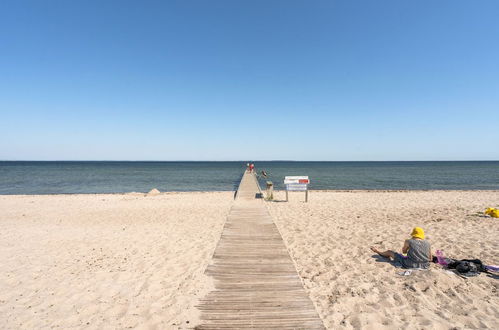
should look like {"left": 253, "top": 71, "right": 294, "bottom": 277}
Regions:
{"left": 447, "top": 259, "right": 488, "bottom": 274}
{"left": 456, "top": 261, "right": 478, "bottom": 274}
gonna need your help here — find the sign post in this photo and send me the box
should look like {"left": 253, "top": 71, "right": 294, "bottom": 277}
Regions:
{"left": 266, "top": 181, "right": 274, "bottom": 200}
{"left": 284, "top": 176, "right": 310, "bottom": 202}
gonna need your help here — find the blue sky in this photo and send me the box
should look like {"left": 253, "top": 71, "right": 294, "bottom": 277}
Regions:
{"left": 1, "top": 0, "right": 498, "bottom": 161}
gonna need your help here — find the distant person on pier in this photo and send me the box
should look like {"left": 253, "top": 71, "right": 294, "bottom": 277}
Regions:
{"left": 249, "top": 163, "right": 255, "bottom": 173}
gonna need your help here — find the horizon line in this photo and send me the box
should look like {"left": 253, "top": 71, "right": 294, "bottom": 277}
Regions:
{"left": 1, "top": 159, "right": 498, "bottom": 162}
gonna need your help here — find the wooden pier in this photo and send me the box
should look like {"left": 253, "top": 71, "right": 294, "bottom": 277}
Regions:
{"left": 196, "top": 171, "right": 324, "bottom": 329}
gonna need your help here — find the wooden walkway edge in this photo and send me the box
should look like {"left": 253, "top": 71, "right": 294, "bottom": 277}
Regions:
{"left": 196, "top": 171, "right": 325, "bottom": 329}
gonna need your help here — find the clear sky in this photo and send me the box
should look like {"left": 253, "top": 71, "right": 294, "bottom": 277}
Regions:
{"left": 1, "top": 0, "right": 498, "bottom": 161}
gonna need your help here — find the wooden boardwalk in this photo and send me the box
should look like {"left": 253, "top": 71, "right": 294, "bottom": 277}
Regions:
{"left": 196, "top": 171, "right": 324, "bottom": 329}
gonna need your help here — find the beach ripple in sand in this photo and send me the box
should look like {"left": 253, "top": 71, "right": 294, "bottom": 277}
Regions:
{"left": 0, "top": 192, "right": 232, "bottom": 329}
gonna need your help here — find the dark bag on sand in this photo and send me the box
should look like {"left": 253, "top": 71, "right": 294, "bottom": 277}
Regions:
{"left": 447, "top": 259, "right": 488, "bottom": 275}
{"left": 456, "top": 262, "right": 478, "bottom": 274}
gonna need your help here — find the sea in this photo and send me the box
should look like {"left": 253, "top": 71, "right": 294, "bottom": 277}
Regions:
{"left": 0, "top": 161, "right": 498, "bottom": 195}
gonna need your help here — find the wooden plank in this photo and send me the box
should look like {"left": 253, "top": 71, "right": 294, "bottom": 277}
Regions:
{"left": 196, "top": 171, "right": 324, "bottom": 329}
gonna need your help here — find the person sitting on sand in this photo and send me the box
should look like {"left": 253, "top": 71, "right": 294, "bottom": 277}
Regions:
{"left": 371, "top": 227, "right": 432, "bottom": 269}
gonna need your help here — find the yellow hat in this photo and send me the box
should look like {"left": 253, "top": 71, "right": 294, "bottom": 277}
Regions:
{"left": 411, "top": 227, "right": 425, "bottom": 239}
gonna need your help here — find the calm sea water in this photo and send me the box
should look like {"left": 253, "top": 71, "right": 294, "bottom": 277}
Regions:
{"left": 0, "top": 161, "right": 498, "bottom": 194}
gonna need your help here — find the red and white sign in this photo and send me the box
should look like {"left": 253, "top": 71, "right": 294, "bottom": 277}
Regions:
{"left": 284, "top": 176, "right": 310, "bottom": 191}
{"left": 284, "top": 176, "right": 310, "bottom": 185}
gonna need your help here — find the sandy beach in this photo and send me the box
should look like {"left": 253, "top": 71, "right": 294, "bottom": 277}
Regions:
{"left": 268, "top": 190, "right": 499, "bottom": 329}
{"left": 0, "top": 192, "right": 233, "bottom": 329}
{"left": 1, "top": 190, "right": 498, "bottom": 329}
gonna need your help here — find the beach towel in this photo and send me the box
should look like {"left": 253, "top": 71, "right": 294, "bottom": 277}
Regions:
{"left": 486, "top": 265, "right": 499, "bottom": 272}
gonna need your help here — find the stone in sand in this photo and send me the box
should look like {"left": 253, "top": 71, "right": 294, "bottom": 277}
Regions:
{"left": 147, "top": 188, "right": 161, "bottom": 196}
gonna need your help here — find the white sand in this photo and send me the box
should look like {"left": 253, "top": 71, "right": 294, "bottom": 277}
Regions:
{"left": 1, "top": 190, "right": 498, "bottom": 329}
{"left": 0, "top": 192, "right": 233, "bottom": 329}
{"left": 267, "top": 190, "right": 499, "bottom": 329}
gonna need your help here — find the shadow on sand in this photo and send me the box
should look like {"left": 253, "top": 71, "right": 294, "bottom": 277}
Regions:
{"left": 371, "top": 254, "right": 403, "bottom": 268}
